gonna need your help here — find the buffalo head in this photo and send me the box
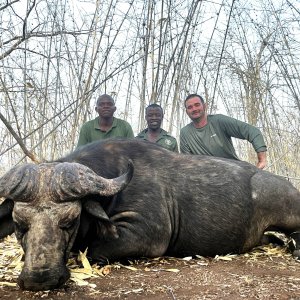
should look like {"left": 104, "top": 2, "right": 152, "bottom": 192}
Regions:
{"left": 0, "top": 160, "right": 133, "bottom": 291}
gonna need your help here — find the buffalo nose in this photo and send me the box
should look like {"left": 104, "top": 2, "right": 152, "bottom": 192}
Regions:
{"left": 18, "top": 268, "right": 70, "bottom": 291}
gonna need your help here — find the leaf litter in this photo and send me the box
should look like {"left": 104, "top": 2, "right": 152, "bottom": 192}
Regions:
{"left": 0, "top": 231, "right": 296, "bottom": 294}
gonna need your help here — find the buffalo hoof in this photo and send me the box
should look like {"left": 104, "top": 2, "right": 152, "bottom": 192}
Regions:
{"left": 261, "top": 233, "right": 285, "bottom": 246}
{"left": 288, "top": 232, "right": 300, "bottom": 259}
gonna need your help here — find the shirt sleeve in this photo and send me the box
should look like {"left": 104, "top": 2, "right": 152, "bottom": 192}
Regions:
{"left": 124, "top": 122, "right": 134, "bottom": 138}
{"left": 218, "top": 115, "right": 267, "bottom": 153}
{"left": 179, "top": 129, "right": 191, "bottom": 154}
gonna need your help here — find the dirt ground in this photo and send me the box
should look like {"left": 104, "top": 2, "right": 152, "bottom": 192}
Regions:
{"left": 0, "top": 235, "right": 300, "bottom": 300}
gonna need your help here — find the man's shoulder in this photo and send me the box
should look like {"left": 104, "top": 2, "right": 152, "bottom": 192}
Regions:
{"left": 208, "top": 114, "right": 236, "bottom": 125}
{"left": 136, "top": 129, "right": 147, "bottom": 138}
{"left": 161, "top": 129, "right": 177, "bottom": 141}
{"left": 114, "top": 117, "right": 132, "bottom": 127}
{"left": 81, "top": 117, "right": 98, "bottom": 128}
{"left": 208, "top": 114, "right": 228, "bottom": 120}
{"left": 180, "top": 122, "right": 193, "bottom": 134}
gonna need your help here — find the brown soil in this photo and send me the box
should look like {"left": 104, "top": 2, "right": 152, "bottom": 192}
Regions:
{"left": 0, "top": 242, "right": 300, "bottom": 300}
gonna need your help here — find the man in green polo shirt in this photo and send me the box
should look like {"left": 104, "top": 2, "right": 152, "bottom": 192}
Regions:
{"left": 77, "top": 94, "right": 134, "bottom": 147}
{"left": 180, "top": 94, "right": 267, "bottom": 169}
{"left": 136, "top": 103, "right": 178, "bottom": 152}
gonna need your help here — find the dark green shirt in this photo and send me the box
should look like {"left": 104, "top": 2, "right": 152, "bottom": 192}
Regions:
{"left": 136, "top": 128, "right": 178, "bottom": 152}
{"left": 180, "top": 114, "right": 267, "bottom": 159}
{"left": 77, "top": 117, "right": 134, "bottom": 147}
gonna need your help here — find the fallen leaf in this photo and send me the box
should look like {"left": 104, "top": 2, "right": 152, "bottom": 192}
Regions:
{"left": 195, "top": 255, "right": 205, "bottom": 259}
{"left": 124, "top": 288, "right": 143, "bottom": 294}
{"left": 70, "top": 276, "right": 89, "bottom": 286}
{"left": 93, "top": 265, "right": 111, "bottom": 276}
{"left": 181, "top": 256, "right": 193, "bottom": 261}
{"left": 214, "top": 254, "right": 237, "bottom": 261}
{"left": 0, "top": 281, "right": 17, "bottom": 287}
{"left": 163, "top": 268, "right": 180, "bottom": 273}
{"left": 116, "top": 264, "right": 138, "bottom": 271}
{"left": 78, "top": 249, "right": 93, "bottom": 271}
{"left": 196, "top": 262, "right": 209, "bottom": 266}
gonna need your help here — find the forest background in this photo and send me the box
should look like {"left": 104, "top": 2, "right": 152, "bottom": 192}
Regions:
{"left": 0, "top": 0, "right": 299, "bottom": 188}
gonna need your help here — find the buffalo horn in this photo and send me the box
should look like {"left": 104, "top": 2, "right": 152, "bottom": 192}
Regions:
{"left": 52, "top": 160, "right": 134, "bottom": 201}
{"left": 0, "top": 164, "right": 38, "bottom": 201}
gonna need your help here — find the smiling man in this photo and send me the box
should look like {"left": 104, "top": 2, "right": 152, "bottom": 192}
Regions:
{"left": 136, "top": 103, "right": 178, "bottom": 152}
{"left": 180, "top": 94, "right": 267, "bottom": 169}
{"left": 77, "top": 94, "right": 134, "bottom": 147}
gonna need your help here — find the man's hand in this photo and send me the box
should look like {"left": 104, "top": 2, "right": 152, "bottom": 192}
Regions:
{"left": 256, "top": 151, "right": 267, "bottom": 169}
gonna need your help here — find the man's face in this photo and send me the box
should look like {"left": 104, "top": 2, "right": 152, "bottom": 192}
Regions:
{"left": 185, "top": 97, "right": 206, "bottom": 121}
{"left": 145, "top": 107, "right": 163, "bottom": 130}
{"left": 95, "top": 97, "right": 116, "bottom": 118}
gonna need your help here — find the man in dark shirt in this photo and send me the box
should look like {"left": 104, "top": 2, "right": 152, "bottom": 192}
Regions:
{"left": 136, "top": 103, "right": 178, "bottom": 152}
{"left": 77, "top": 94, "right": 134, "bottom": 147}
{"left": 180, "top": 94, "right": 267, "bottom": 169}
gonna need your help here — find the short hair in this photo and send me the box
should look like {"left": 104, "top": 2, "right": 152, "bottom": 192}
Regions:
{"left": 184, "top": 94, "right": 205, "bottom": 107}
{"left": 145, "top": 103, "right": 163, "bottom": 114}
{"left": 96, "top": 94, "right": 115, "bottom": 106}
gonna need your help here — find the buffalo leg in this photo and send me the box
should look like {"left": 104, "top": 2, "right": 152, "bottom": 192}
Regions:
{"left": 245, "top": 172, "right": 300, "bottom": 257}
{"left": 84, "top": 212, "right": 170, "bottom": 262}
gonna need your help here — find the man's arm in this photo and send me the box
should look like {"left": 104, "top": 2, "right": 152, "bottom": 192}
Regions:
{"left": 124, "top": 123, "right": 134, "bottom": 138}
{"left": 179, "top": 130, "right": 191, "bottom": 154}
{"left": 219, "top": 115, "right": 267, "bottom": 158}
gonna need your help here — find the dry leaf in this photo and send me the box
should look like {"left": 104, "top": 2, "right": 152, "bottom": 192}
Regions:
{"left": 116, "top": 264, "right": 138, "bottom": 271}
{"left": 124, "top": 288, "right": 143, "bottom": 294}
{"left": 214, "top": 254, "right": 237, "bottom": 261}
{"left": 163, "top": 268, "right": 180, "bottom": 273}
{"left": 88, "top": 283, "right": 97, "bottom": 289}
{"left": 195, "top": 255, "right": 205, "bottom": 260}
{"left": 70, "top": 276, "right": 89, "bottom": 286}
{"left": 93, "top": 265, "right": 111, "bottom": 277}
{"left": 197, "top": 262, "right": 209, "bottom": 266}
{"left": 77, "top": 249, "right": 93, "bottom": 271}
{"left": 70, "top": 268, "right": 97, "bottom": 277}
{"left": 0, "top": 281, "right": 17, "bottom": 287}
{"left": 181, "top": 256, "right": 193, "bottom": 261}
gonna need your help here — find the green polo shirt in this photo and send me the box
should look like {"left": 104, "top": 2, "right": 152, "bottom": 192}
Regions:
{"left": 136, "top": 128, "right": 178, "bottom": 152}
{"left": 180, "top": 114, "right": 267, "bottom": 159}
{"left": 77, "top": 117, "right": 134, "bottom": 147}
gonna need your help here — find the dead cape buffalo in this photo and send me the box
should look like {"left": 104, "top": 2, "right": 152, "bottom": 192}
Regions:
{"left": 0, "top": 138, "right": 300, "bottom": 291}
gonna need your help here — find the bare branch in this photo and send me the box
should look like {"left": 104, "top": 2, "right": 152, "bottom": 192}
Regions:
{"left": 0, "top": 0, "right": 19, "bottom": 11}
{"left": 0, "top": 112, "right": 40, "bottom": 163}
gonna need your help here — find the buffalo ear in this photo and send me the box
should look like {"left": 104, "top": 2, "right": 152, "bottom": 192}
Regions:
{"left": 0, "top": 199, "right": 15, "bottom": 239}
{"left": 82, "top": 199, "right": 119, "bottom": 240}
{"left": 82, "top": 199, "right": 109, "bottom": 220}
